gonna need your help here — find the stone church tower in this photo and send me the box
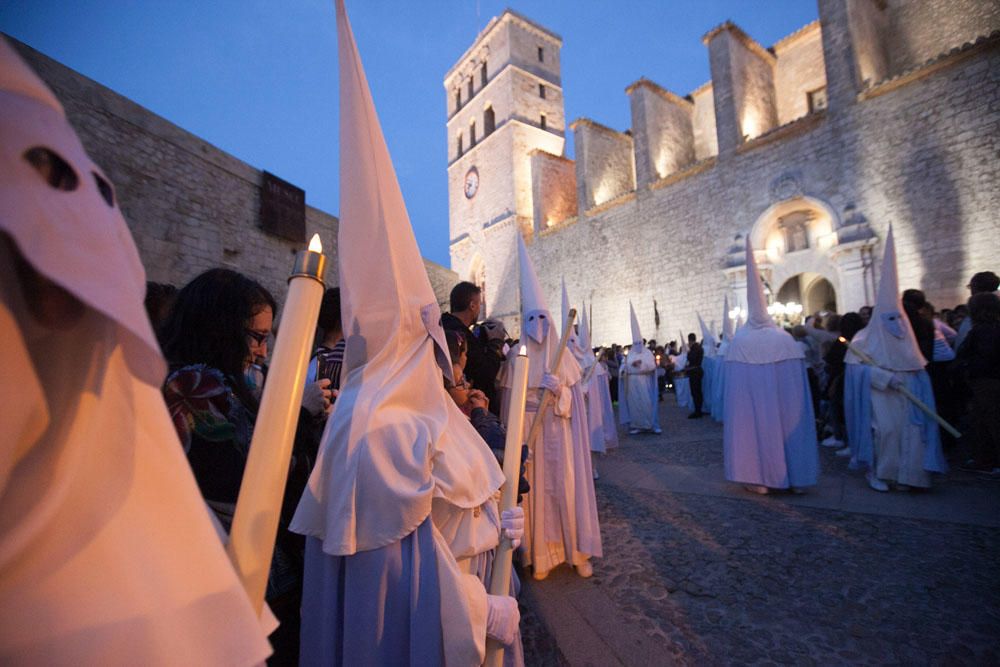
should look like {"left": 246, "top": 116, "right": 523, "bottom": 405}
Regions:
{"left": 444, "top": 10, "right": 566, "bottom": 328}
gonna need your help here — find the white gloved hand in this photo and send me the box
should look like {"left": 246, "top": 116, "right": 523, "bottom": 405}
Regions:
{"left": 500, "top": 507, "right": 524, "bottom": 549}
{"left": 302, "top": 379, "right": 332, "bottom": 416}
{"left": 888, "top": 374, "right": 904, "bottom": 390}
{"left": 485, "top": 594, "right": 520, "bottom": 646}
{"left": 540, "top": 373, "right": 560, "bottom": 394}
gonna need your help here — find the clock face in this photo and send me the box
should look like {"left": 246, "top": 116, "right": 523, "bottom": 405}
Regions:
{"left": 464, "top": 167, "right": 479, "bottom": 199}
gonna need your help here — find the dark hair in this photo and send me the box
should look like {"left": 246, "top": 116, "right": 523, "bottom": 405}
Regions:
{"left": 969, "top": 292, "right": 1000, "bottom": 325}
{"left": 687, "top": 332, "right": 696, "bottom": 342}
{"left": 444, "top": 328, "right": 467, "bottom": 363}
{"left": 969, "top": 271, "right": 1000, "bottom": 294}
{"left": 839, "top": 312, "right": 864, "bottom": 340}
{"left": 449, "top": 281, "right": 481, "bottom": 313}
{"left": 160, "top": 268, "right": 276, "bottom": 406}
{"left": 317, "top": 287, "right": 342, "bottom": 335}
{"left": 144, "top": 281, "right": 178, "bottom": 331}
{"left": 902, "top": 289, "right": 927, "bottom": 309}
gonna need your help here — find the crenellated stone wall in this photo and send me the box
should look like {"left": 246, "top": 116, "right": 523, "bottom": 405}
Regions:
{"left": 571, "top": 118, "right": 636, "bottom": 212}
{"left": 627, "top": 79, "right": 695, "bottom": 186}
{"left": 773, "top": 21, "right": 827, "bottom": 124}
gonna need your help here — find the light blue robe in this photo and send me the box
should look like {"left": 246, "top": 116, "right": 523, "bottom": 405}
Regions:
{"left": 300, "top": 518, "right": 445, "bottom": 666}
{"left": 701, "top": 356, "right": 715, "bottom": 412}
{"left": 723, "top": 359, "right": 818, "bottom": 488}
{"left": 710, "top": 356, "right": 726, "bottom": 422}
{"left": 843, "top": 364, "right": 947, "bottom": 474}
{"left": 619, "top": 371, "right": 659, "bottom": 431}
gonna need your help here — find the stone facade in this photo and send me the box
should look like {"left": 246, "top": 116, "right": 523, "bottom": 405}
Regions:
{"left": 446, "top": 1, "right": 1000, "bottom": 345}
{"left": 10, "top": 37, "right": 457, "bottom": 314}
{"left": 446, "top": 11, "right": 567, "bottom": 329}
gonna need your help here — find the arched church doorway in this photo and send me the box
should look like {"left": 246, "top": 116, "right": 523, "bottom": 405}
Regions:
{"left": 776, "top": 273, "right": 837, "bottom": 315}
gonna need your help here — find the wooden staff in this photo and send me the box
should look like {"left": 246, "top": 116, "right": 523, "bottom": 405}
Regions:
{"left": 839, "top": 336, "right": 961, "bottom": 439}
{"left": 523, "top": 309, "right": 577, "bottom": 453}
{"left": 485, "top": 347, "right": 530, "bottom": 667}
{"left": 581, "top": 346, "right": 606, "bottom": 386}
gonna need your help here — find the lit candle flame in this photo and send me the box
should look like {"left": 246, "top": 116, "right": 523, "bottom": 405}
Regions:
{"left": 518, "top": 345, "right": 527, "bottom": 356}
{"left": 838, "top": 336, "right": 847, "bottom": 344}
{"left": 308, "top": 233, "right": 323, "bottom": 253}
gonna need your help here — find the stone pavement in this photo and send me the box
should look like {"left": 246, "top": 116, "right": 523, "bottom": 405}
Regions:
{"left": 517, "top": 398, "right": 1000, "bottom": 666}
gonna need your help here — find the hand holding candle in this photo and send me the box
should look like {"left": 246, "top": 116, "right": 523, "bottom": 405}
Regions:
{"left": 226, "top": 233, "right": 327, "bottom": 613}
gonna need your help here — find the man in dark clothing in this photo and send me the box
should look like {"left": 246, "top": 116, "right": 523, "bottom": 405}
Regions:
{"left": 441, "top": 281, "right": 505, "bottom": 415}
{"left": 686, "top": 332, "right": 705, "bottom": 418}
{"left": 956, "top": 292, "right": 1000, "bottom": 474}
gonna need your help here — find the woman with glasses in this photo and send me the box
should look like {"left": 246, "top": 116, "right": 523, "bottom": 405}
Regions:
{"left": 158, "top": 267, "right": 316, "bottom": 663}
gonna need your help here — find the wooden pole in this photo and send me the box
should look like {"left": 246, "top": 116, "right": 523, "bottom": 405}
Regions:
{"left": 581, "top": 347, "right": 606, "bottom": 387}
{"left": 838, "top": 337, "right": 961, "bottom": 439}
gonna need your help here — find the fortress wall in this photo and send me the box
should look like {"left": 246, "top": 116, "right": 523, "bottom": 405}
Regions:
{"left": 774, "top": 23, "right": 828, "bottom": 124}
{"left": 885, "top": 0, "right": 1000, "bottom": 75}
{"left": 571, "top": 119, "right": 636, "bottom": 212}
{"left": 531, "top": 150, "right": 577, "bottom": 230}
{"left": 531, "top": 38, "right": 1000, "bottom": 343}
{"left": 627, "top": 80, "right": 695, "bottom": 186}
{"left": 846, "top": 0, "right": 892, "bottom": 88}
{"left": 691, "top": 84, "right": 719, "bottom": 160}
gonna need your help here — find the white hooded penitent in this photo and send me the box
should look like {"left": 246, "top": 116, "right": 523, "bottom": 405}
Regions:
{"left": 698, "top": 312, "right": 717, "bottom": 357}
{"left": 846, "top": 225, "right": 926, "bottom": 371}
{"left": 726, "top": 236, "right": 804, "bottom": 364}
{"left": 577, "top": 298, "right": 595, "bottom": 369}
{"left": 722, "top": 294, "right": 733, "bottom": 341}
{"left": 629, "top": 301, "right": 643, "bottom": 345}
{"left": 291, "top": 0, "right": 503, "bottom": 556}
{"left": 562, "top": 277, "right": 587, "bottom": 360}
{"left": 0, "top": 37, "right": 271, "bottom": 664}
{"left": 516, "top": 233, "right": 564, "bottom": 386}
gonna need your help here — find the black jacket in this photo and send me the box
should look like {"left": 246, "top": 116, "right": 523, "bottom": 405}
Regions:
{"left": 442, "top": 312, "right": 504, "bottom": 414}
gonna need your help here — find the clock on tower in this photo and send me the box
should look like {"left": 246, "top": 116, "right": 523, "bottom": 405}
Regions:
{"left": 464, "top": 166, "right": 479, "bottom": 199}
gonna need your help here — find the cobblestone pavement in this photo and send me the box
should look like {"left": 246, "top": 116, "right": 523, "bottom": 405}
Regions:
{"left": 519, "top": 398, "right": 1000, "bottom": 666}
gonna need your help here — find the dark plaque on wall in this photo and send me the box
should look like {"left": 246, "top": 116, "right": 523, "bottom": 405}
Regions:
{"left": 260, "top": 171, "right": 306, "bottom": 242}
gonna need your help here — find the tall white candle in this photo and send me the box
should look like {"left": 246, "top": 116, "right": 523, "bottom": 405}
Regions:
{"left": 486, "top": 345, "right": 529, "bottom": 667}
{"left": 226, "top": 233, "right": 327, "bottom": 612}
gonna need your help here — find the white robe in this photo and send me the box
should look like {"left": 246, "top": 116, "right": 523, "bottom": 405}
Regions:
{"left": 505, "top": 341, "right": 602, "bottom": 575}
{"left": 869, "top": 368, "right": 932, "bottom": 488}
{"left": 622, "top": 347, "right": 658, "bottom": 431}
{"left": 583, "top": 362, "right": 619, "bottom": 452}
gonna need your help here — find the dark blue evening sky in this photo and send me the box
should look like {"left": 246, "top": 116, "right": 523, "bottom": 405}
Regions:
{"left": 1, "top": 1, "right": 817, "bottom": 266}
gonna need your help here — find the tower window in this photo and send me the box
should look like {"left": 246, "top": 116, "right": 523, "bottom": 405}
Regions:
{"left": 457, "top": 133, "right": 463, "bottom": 158}
{"left": 540, "top": 114, "right": 547, "bottom": 130}
{"left": 468, "top": 77, "right": 474, "bottom": 100}
{"left": 539, "top": 84, "right": 546, "bottom": 99}
{"left": 455, "top": 89, "right": 461, "bottom": 111}
{"left": 484, "top": 106, "right": 495, "bottom": 136}
{"left": 538, "top": 46, "right": 544, "bottom": 62}
{"left": 481, "top": 61, "right": 487, "bottom": 86}
{"left": 470, "top": 121, "right": 477, "bottom": 147}
{"left": 807, "top": 87, "right": 828, "bottom": 113}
